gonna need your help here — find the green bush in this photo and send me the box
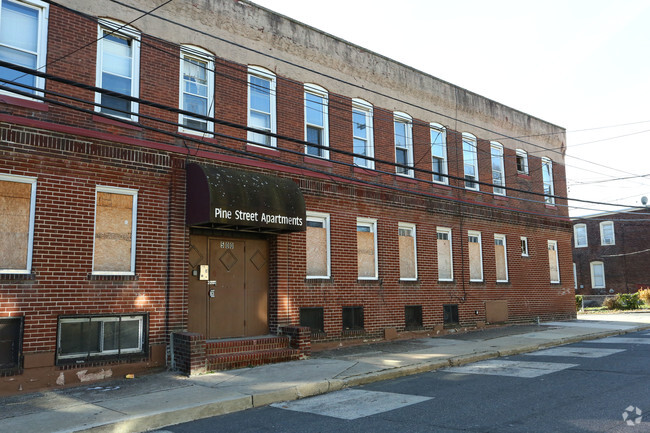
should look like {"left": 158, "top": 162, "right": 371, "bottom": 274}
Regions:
{"left": 575, "top": 295, "right": 583, "bottom": 311}
{"left": 603, "top": 293, "right": 642, "bottom": 310}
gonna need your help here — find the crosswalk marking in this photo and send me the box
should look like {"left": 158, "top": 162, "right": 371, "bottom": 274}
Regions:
{"left": 271, "top": 389, "right": 432, "bottom": 420}
{"left": 525, "top": 347, "right": 625, "bottom": 358}
{"left": 589, "top": 337, "right": 650, "bottom": 345}
{"left": 446, "top": 360, "right": 578, "bottom": 378}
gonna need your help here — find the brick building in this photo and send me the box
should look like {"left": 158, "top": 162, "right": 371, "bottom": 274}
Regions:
{"left": 0, "top": 0, "right": 575, "bottom": 393}
{"left": 572, "top": 209, "right": 650, "bottom": 295}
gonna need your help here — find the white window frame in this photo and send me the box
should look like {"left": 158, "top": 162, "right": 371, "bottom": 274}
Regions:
{"left": 462, "top": 133, "right": 479, "bottom": 190}
{"left": 306, "top": 211, "right": 331, "bottom": 279}
{"left": 542, "top": 157, "right": 555, "bottom": 205}
{"left": 490, "top": 142, "right": 506, "bottom": 195}
{"left": 520, "top": 236, "right": 529, "bottom": 257}
{"left": 0, "top": 0, "right": 49, "bottom": 98}
{"left": 352, "top": 98, "right": 374, "bottom": 169}
{"left": 494, "top": 234, "right": 508, "bottom": 282}
{"left": 548, "top": 240, "right": 560, "bottom": 283}
{"left": 92, "top": 185, "right": 138, "bottom": 276}
{"left": 247, "top": 65, "right": 276, "bottom": 147}
{"left": 437, "top": 227, "right": 453, "bottom": 282}
{"left": 430, "top": 123, "right": 448, "bottom": 184}
{"left": 573, "top": 262, "right": 577, "bottom": 290}
{"left": 516, "top": 149, "right": 529, "bottom": 174}
{"left": 573, "top": 223, "right": 588, "bottom": 248}
{"left": 178, "top": 45, "right": 214, "bottom": 135}
{"left": 394, "top": 112, "right": 414, "bottom": 177}
{"left": 599, "top": 221, "right": 615, "bottom": 246}
{"left": 468, "top": 230, "right": 483, "bottom": 282}
{"left": 357, "top": 217, "right": 378, "bottom": 280}
{"left": 304, "top": 83, "right": 329, "bottom": 159}
{"left": 0, "top": 173, "right": 36, "bottom": 274}
{"left": 95, "top": 18, "right": 140, "bottom": 122}
{"left": 590, "top": 261, "right": 605, "bottom": 289}
{"left": 398, "top": 222, "right": 417, "bottom": 281}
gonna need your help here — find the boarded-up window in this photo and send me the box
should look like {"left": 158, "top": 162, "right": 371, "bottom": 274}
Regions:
{"left": 399, "top": 224, "right": 416, "bottom": 280}
{"left": 357, "top": 219, "right": 376, "bottom": 279}
{"left": 0, "top": 177, "right": 35, "bottom": 272}
{"left": 437, "top": 228, "right": 453, "bottom": 281}
{"left": 306, "top": 213, "right": 329, "bottom": 278}
{"left": 495, "top": 234, "right": 508, "bottom": 282}
{"left": 548, "top": 240, "right": 560, "bottom": 283}
{"left": 468, "top": 231, "right": 483, "bottom": 281}
{"left": 94, "top": 189, "right": 136, "bottom": 273}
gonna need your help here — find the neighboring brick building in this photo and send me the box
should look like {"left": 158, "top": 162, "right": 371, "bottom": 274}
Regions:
{"left": 572, "top": 208, "right": 650, "bottom": 295}
{"left": 0, "top": 0, "right": 575, "bottom": 393}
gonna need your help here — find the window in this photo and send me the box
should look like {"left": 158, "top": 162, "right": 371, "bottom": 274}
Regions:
{"left": 574, "top": 224, "right": 588, "bottom": 248}
{"left": 491, "top": 142, "right": 505, "bottom": 195}
{"left": 468, "top": 230, "right": 483, "bottom": 282}
{"left": 93, "top": 186, "right": 137, "bottom": 275}
{"left": 520, "top": 236, "right": 529, "bottom": 257}
{"left": 247, "top": 66, "right": 276, "bottom": 147}
{"left": 0, "top": 174, "right": 36, "bottom": 274}
{"left": 494, "top": 234, "right": 508, "bottom": 282}
{"left": 342, "top": 306, "right": 364, "bottom": 331}
{"left": 299, "top": 307, "right": 324, "bottom": 334}
{"left": 600, "top": 221, "right": 615, "bottom": 245}
{"left": 0, "top": 317, "right": 23, "bottom": 371}
{"left": 590, "top": 261, "right": 605, "bottom": 288}
{"left": 0, "top": 0, "right": 48, "bottom": 97}
{"left": 394, "top": 112, "right": 413, "bottom": 177}
{"left": 57, "top": 314, "right": 145, "bottom": 362}
{"left": 516, "top": 149, "right": 528, "bottom": 174}
{"left": 542, "top": 157, "right": 555, "bottom": 205}
{"left": 405, "top": 305, "right": 423, "bottom": 330}
{"left": 443, "top": 304, "right": 459, "bottom": 326}
{"left": 436, "top": 227, "right": 453, "bottom": 281}
{"left": 304, "top": 84, "right": 329, "bottom": 158}
{"left": 548, "top": 240, "right": 560, "bottom": 283}
{"left": 352, "top": 99, "right": 374, "bottom": 169}
{"left": 95, "top": 19, "right": 140, "bottom": 121}
{"left": 357, "top": 218, "right": 377, "bottom": 279}
{"left": 462, "top": 133, "right": 479, "bottom": 190}
{"left": 431, "top": 123, "right": 447, "bottom": 184}
{"left": 306, "top": 212, "right": 330, "bottom": 279}
{"left": 398, "top": 223, "right": 417, "bottom": 280}
{"left": 179, "top": 46, "right": 214, "bottom": 134}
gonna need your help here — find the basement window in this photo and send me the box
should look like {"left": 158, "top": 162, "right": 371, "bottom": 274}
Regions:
{"left": 443, "top": 304, "right": 459, "bottom": 326}
{"left": 404, "top": 305, "right": 423, "bottom": 330}
{"left": 0, "top": 317, "right": 23, "bottom": 372}
{"left": 299, "top": 307, "right": 324, "bottom": 334}
{"left": 342, "top": 306, "right": 364, "bottom": 331}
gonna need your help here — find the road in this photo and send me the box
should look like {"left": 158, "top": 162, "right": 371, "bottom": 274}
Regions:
{"left": 153, "top": 330, "right": 650, "bottom": 433}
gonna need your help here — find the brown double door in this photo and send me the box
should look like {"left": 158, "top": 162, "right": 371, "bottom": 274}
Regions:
{"left": 189, "top": 236, "right": 268, "bottom": 339}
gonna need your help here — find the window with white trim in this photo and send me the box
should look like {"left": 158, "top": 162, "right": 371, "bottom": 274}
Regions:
{"left": 431, "top": 123, "right": 447, "bottom": 184}
{"left": 542, "top": 157, "right": 555, "bottom": 204}
{"left": 93, "top": 186, "right": 137, "bottom": 275}
{"left": 0, "top": 0, "right": 48, "bottom": 97}
{"left": 548, "top": 240, "right": 560, "bottom": 283}
{"left": 516, "top": 149, "right": 528, "bottom": 174}
{"left": 304, "top": 84, "right": 329, "bottom": 158}
{"left": 468, "top": 230, "right": 483, "bottom": 282}
{"left": 57, "top": 314, "right": 145, "bottom": 362}
{"left": 520, "top": 236, "right": 529, "bottom": 257}
{"left": 95, "top": 19, "right": 140, "bottom": 121}
{"left": 394, "top": 112, "right": 413, "bottom": 177}
{"left": 491, "top": 142, "right": 505, "bottom": 195}
{"left": 179, "top": 45, "right": 214, "bottom": 134}
{"left": 352, "top": 98, "right": 374, "bottom": 169}
{"left": 306, "top": 212, "right": 330, "bottom": 279}
{"left": 357, "top": 218, "right": 377, "bottom": 279}
{"left": 398, "top": 222, "right": 417, "bottom": 280}
{"left": 574, "top": 223, "right": 587, "bottom": 248}
{"left": 600, "top": 221, "right": 615, "bottom": 245}
{"left": 462, "top": 133, "right": 479, "bottom": 190}
{"left": 0, "top": 174, "right": 36, "bottom": 274}
{"left": 437, "top": 227, "right": 453, "bottom": 281}
{"left": 247, "top": 66, "right": 276, "bottom": 147}
{"left": 494, "top": 234, "right": 508, "bottom": 282}
{"left": 590, "top": 261, "right": 605, "bottom": 289}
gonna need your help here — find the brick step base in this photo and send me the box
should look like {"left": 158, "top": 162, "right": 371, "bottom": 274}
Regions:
{"left": 207, "top": 347, "right": 300, "bottom": 371}
{"left": 206, "top": 335, "right": 292, "bottom": 356}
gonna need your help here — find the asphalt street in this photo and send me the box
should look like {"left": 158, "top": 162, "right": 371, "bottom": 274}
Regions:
{"left": 156, "top": 330, "right": 650, "bottom": 433}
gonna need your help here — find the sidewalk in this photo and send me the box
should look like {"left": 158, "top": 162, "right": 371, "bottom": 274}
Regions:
{"left": 2, "top": 313, "right": 650, "bottom": 433}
